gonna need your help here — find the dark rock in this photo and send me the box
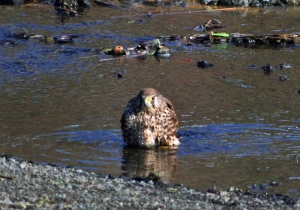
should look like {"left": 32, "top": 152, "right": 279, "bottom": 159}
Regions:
{"left": 247, "top": 64, "right": 259, "bottom": 68}
{"left": 278, "top": 74, "right": 288, "bottom": 82}
{"left": 279, "top": 63, "right": 293, "bottom": 70}
{"left": 53, "top": 0, "right": 90, "bottom": 8}
{"left": 261, "top": 63, "right": 275, "bottom": 75}
{"left": 269, "top": 181, "right": 281, "bottom": 186}
{"left": 13, "top": 32, "right": 30, "bottom": 40}
{"left": 117, "top": 70, "right": 126, "bottom": 78}
{"left": 53, "top": 0, "right": 90, "bottom": 13}
{"left": 197, "top": 60, "right": 214, "bottom": 69}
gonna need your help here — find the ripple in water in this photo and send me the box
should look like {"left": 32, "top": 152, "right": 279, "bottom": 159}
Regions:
{"left": 34, "top": 122, "right": 300, "bottom": 170}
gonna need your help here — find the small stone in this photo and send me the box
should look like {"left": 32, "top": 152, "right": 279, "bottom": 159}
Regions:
{"left": 228, "top": 187, "right": 235, "bottom": 192}
{"left": 197, "top": 60, "right": 214, "bottom": 69}
{"left": 76, "top": 169, "right": 83, "bottom": 173}
{"left": 278, "top": 74, "right": 288, "bottom": 82}
{"left": 294, "top": 204, "right": 300, "bottom": 208}
{"left": 220, "top": 191, "right": 228, "bottom": 196}
{"left": 20, "top": 162, "right": 27, "bottom": 169}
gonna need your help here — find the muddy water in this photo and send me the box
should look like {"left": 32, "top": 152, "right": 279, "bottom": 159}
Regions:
{"left": 1, "top": 4, "right": 300, "bottom": 196}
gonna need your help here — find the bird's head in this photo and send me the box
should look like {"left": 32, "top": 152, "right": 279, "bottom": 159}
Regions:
{"left": 139, "top": 88, "right": 160, "bottom": 114}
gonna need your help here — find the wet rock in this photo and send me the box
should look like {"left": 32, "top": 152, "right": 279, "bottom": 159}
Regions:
{"left": 278, "top": 74, "right": 288, "bottom": 82}
{"left": 247, "top": 64, "right": 259, "bottom": 68}
{"left": 178, "top": 1, "right": 187, "bottom": 7}
{"left": 249, "top": 0, "right": 262, "bottom": 6}
{"left": 13, "top": 31, "right": 30, "bottom": 40}
{"left": 233, "top": 0, "right": 248, "bottom": 6}
{"left": 155, "top": 46, "right": 171, "bottom": 57}
{"left": 0, "top": 40, "right": 18, "bottom": 45}
{"left": 43, "top": 35, "right": 79, "bottom": 44}
{"left": 117, "top": 70, "right": 126, "bottom": 78}
{"left": 142, "top": 0, "right": 159, "bottom": 6}
{"left": 279, "top": 63, "right": 293, "bottom": 70}
{"left": 198, "top": 0, "right": 218, "bottom": 6}
{"left": 269, "top": 181, "right": 281, "bottom": 186}
{"left": 197, "top": 60, "right": 214, "bottom": 68}
{"left": 261, "top": 63, "right": 275, "bottom": 76}
{"left": 207, "top": 186, "right": 218, "bottom": 193}
{"left": 53, "top": 0, "right": 90, "bottom": 11}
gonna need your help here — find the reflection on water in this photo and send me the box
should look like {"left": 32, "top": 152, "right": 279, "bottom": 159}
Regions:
{"left": 122, "top": 147, "right": 178, "bottom": 182}
{"left": 1, "top": 4, "right": 300, "bottom": 197}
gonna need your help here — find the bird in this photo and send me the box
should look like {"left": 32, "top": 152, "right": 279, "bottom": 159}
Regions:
{"left": 120, "top": 88, "right": 180, "bottom": 148}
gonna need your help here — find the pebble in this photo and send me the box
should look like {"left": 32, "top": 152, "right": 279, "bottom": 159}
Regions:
{"left": 0, "top": 157, "right": 298, "bottom": 209}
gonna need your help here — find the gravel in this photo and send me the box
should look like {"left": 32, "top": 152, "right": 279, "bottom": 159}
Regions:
{"left": 0, "top": 156, "right": 299, "bottom": 210}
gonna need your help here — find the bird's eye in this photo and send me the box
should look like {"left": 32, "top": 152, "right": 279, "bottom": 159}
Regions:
{"left": 152, "top": 96, "right": 155, "bottom": 101}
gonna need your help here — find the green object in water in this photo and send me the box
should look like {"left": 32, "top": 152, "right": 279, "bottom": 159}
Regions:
{"left": 211, "top": 32, "right": 230, "bottom": 37}
{"left": 101, "top": 48, "right": 113, "bottom": 54}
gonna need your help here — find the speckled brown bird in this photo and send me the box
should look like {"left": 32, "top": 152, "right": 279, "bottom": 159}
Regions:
{"left": 120, "top": 88, "right": 180, "bottom": 148}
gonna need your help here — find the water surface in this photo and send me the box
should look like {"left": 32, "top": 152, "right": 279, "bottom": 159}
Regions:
{"left": 1, "top": 3, "right": 300, "bottom": 197}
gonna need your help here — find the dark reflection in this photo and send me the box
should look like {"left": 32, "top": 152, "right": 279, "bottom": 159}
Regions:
{"left": 121, "top": 147, "right": 178, "bottom": 182}
{"left": 53, "top": 0, "right": 90, "bottom": 24}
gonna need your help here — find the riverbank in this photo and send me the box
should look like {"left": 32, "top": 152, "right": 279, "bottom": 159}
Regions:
{"left": 0, "top": 156, "right": 298, "bottom": 209}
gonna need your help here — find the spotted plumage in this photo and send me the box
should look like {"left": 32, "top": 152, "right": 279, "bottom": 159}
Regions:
{"left": 121, "top": 88, "right": 180, "bottom": 148}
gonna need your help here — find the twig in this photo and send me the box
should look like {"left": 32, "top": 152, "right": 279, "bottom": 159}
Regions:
{"left": 204, "top": 19, "right": 212, "bottom": 28}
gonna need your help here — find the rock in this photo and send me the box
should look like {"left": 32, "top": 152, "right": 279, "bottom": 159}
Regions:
{"left": 261, "top": 63, "right": 275, "bottom": 76}
{"left": 0, "top": 157, "right": 298, "bottom": 209}
{"left": 197, "top": 60, "right": 214, "bottom": 69}
{"left": 278, "top": 74, "right": 288, "bottom": 82}
{"left": 53, "top": 0, "right": 90, "bottom": 9}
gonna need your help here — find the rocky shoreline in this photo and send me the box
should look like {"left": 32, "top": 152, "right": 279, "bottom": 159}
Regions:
{"left": 0, "top": 156, "right": 299, "bottom": 209}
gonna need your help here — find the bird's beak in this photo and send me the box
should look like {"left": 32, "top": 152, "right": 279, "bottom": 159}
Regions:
{"left": 142, "top": 96, "right": 155, "bottom": 114}
{"left": 143, "top": 96, "right": 152, "bottom": 108}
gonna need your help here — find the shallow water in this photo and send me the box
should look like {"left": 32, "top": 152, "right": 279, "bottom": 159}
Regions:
{"left": 1, "top": 3, "right": 300, "bottom": 197}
